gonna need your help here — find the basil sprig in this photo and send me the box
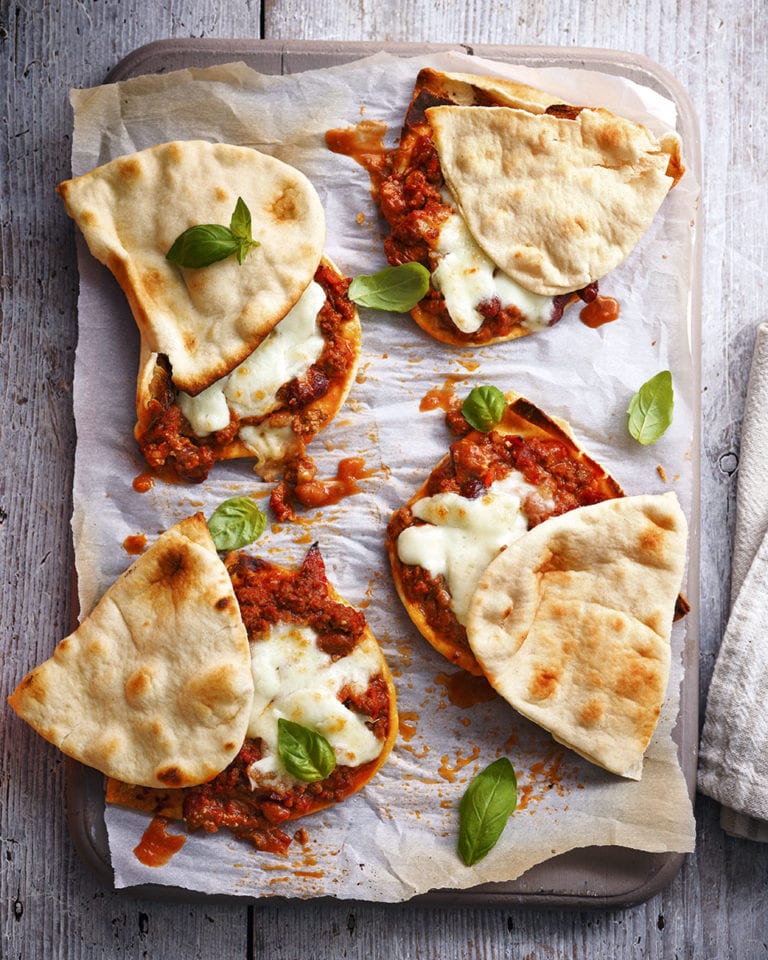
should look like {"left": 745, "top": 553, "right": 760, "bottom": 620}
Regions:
{"left": 207, "top": 496, "right": 266, "bottom": 552}
{"left": 348, "top": 262, "right": 430, "bottom": 313}
{"left": 461, "top": 385, "right": 506, "bottom": 433}
{"left": 458, "top": 757, "right": 518, "bottom": 866}
{"left": 627, "top": 370, "right": 674, "bottom": 445}
{"left": 166, "top": 197, "right": 260, "bottom": 268}
{"left": 277, "top": 718, "right": 336, "bottom": 783}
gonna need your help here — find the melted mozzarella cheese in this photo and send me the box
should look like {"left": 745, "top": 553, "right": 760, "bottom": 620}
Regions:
{"left": 397, "top": 473, "right": 546, "bottom": 624}
{"left": 237, "top": 422, "right": 296, "bottom": 472}
{"left": 246, "top": 622, "right": 383, "bottom": 790}
{"left": 177, "top": 280, "right": 327, "bottom": 436}
{"left": 431, "top": 211, "right": 553, "bottom": 334}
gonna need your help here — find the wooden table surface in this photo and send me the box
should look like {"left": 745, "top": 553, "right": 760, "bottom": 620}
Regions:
{"left": 2, "top": 1, "right": 766, "bottom": 957}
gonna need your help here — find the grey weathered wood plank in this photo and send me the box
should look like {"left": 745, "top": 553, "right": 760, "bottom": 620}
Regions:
{"left": 2, "top": 0, "right": 768, "bottom": 957}
{"left": 1, "top": 3, "right": 252, "bottom": 958}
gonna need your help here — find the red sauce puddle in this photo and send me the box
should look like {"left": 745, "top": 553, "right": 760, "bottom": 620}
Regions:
{"left": 325, "top": 119, "right": 391, "bottom": 195}
{"left": 134, "top": 815, "right": 187, "bottom": 867}
{"left": 435, "top": 670, "right": 498, "bottom": 708}
{"left": 294, "top": 456, "right": 376, "bottom": 509}
{"left": 438, "top": 745, "right": 481, "bottom": 784}
{"left": 419, "top": 376, "right": 463, "bottom": 414}
{"left": 132, "top": 470, "right": 155, "bottom": 493}
{"left": 122, "top": 533, "right": 147, "bottom": 556}
{"left": 580, "top": 295, "right": 620, "bottom": 329}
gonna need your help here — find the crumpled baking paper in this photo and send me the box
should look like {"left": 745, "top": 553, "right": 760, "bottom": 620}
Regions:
{"left": 66, "top": 50, "right": 697, "bottom": 901}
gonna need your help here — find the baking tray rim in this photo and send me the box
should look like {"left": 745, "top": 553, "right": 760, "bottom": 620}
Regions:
{"left": 66, "top": 36, "right": 703, "bottom": 910}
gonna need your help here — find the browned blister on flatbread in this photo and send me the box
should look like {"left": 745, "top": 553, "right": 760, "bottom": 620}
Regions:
{"left": 57, "top": 140, "right": 326, "bottom": 395}
{"left": 8, "top": 514, "right": 253, "bottom": 788}
{"left": 466, "top": 493, "right": 688, "bottom": 779}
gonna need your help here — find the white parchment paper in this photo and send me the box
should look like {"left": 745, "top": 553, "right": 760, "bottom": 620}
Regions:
{"left": 67, "top": 51, "right": 698, "bottom": 901}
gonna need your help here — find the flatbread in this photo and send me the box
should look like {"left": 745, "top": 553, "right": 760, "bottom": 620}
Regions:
{"left": 428, "top": 102, "right": 682, "bottom": 296}
{"left": 465, "top": 494, "right": 688, "bottom": 779}
{"left": 8, "top": 514, "right": 253, "bottom": 788}
{"left": 57, "top": 140, "right": 326, "bottom": 394}
{"left": 367, "top": 68, "right": 683, "bottom": 345}
{"left": 133, "top": 258, "right": 361, "bottom": 483}
{"left": 106, "top": 544, "right": 399, "bottom": 854}
{"left": 387, "top": 391, "right": 624, "bottom": 675}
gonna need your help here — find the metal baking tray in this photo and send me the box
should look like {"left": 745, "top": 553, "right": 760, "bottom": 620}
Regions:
{"left": 65, "top": 39, "right": 702, "bottom": 908}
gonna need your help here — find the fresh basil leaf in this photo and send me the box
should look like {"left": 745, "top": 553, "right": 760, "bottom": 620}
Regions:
{"left": 229, "top": 196, "right": 260, "bottom": 264}
{"left": 277, "top": 718, "right": 336, "bottom": 783}
{"left": 166, "top": 223, "right": 239, "bottom": 269}
{"left": 461, "top": 385, "right": 506, "bottom": 433}
{"left": 207, "top": 496, "right": 267, "bottom": 552}
{"left": 627, "top": 370, "right": 674, "bottom": 445}
{"left": 458, "top": 757, "right": 517, "bottom": 867}
{"left": 166, "top": 198, "right": 260, "bottom": 268}
{"left": 348, "top": 262, "right": 430, "bottom": 313}
{"left": 229, "top": 196, "right": 252, "bottom": 240}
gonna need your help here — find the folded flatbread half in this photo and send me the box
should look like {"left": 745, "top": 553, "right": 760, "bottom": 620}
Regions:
{"left": 8, "top": 514, "right": 253, "bottom": 789}
{"left": 59, "top": 141, "right": 361, "bottom": 482}
{"left": 107, "top": 543, "right": 399, "bottom": 855}
{"left": 372, "top": 69, "right": 684, "bottom": 345}
{"left": 386, "top": 391, "right": 624, "bottom": 675}
{"left": 466, "top": 493, "right": 688, "bottom": 779}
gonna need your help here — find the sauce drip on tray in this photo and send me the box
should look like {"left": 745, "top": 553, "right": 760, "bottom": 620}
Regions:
{"left": 134, "top": 815, "right": 187, "bottom": 867}
{"left": 325, "top": 120, "right": 391, "bottom": 191}
{"left": 580, "top": 295, "right": 620, "bottom": 329}
{"left": 435, "top": 670, "right": 498, "bottom": 708}
{"left": 123, "top": 533, "right": 147, "bottom": 556}
{"left": 293, "top": 457, "right": 376, "bottom": 509}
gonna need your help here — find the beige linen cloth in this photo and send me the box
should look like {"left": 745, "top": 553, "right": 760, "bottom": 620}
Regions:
{"left": 699, "top": 322, "right": 768, "bottom": 840}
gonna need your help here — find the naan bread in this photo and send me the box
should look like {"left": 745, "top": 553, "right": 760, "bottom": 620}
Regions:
{"left": 8, "top": 514, "right": 253, "bottom": 788}
{"left": 428, "top": 102, "right": 682, "bottom": 297}
{"left": 57, "top": 140, "right": 326, "bottom": 394}
{"left": 466, "top": 494, "right": 688, "bottom": 779}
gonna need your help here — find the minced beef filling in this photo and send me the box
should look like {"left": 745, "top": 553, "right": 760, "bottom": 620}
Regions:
{"left": 137, "top": 263, "right": 356, "bottom": 484}
{"left": 178, "top": 546, "right": 391, "bottom": 855}
{"left": 389, "top": 427, "right": 616, "bottom": 658}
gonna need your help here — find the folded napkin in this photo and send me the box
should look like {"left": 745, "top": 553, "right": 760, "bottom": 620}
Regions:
{"left": 698, "top": 322, "right": 768, "bottom": 841}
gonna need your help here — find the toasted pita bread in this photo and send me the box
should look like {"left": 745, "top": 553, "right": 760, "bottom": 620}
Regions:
{"left": 134, "top": 258, "right": 361, "bottom": 483}
{"left": 57, "top": 140, "right": 326, "bottom": 394}
{"left": 387, "top": 391, "right": 624, "bottom": 676}
{"left": 466, "top": 494, "right": 688, "bottom": 779}
{"left": 370, "top": 68, "right": 683, "bottom": 345}
{"left": 428, "top": 102, "right": 683, "bottom": 297}
{"left": 106, "top": 544, "right": 399, "bottom": 854}
{"left": 8, "top": 514, "right": 253, "bottom": 788}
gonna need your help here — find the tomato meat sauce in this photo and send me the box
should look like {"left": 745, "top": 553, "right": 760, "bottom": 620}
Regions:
{"left": 126, "top": 546, "right": 393, "bottom": 856}
{"left": 136, "top": 263, "right": 357, "bottom": 484}
{"left": 388, "top": 409, "right": 620, "bottom": 664}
